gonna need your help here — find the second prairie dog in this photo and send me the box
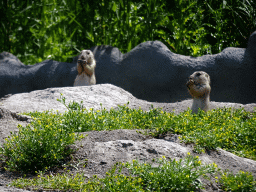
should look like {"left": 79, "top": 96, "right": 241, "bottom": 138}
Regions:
{"left": 186, "top": 71, "right": 211, "bottom": 113}
{"left": 74, "top": 50, "right": 96, "bottom": 86}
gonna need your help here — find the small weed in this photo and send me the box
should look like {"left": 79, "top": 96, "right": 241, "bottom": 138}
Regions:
{"left": 218, "top": 171, "right": 256, "bottom": 191}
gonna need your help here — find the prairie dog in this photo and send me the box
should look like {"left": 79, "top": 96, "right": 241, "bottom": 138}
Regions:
{"left": 186, "top": 71, "right": 211, "bottom": 113}
{"left": 74, "top": 50, "right": 96, "bottom": 86}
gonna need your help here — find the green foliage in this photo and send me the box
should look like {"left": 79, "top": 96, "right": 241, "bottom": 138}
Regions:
{"left": 24, "top": 94, "right": 256, "bottom": 161}
{"left": 1, "top": 93, "right": 255, "bottom": 191}
{"left": 0, "top": 0, "right": 78, "bottom": 64}
{"left": 28, "top": 93, "right": 168, "bottom": 132}
{"left": 202, "top": 0, "right": 256, "bottom": 50}
{"left": 160, "top": 0, "right": 211, "bottom": 56}
{"left": 87, "top": 154, "right": 218, "bottom": 191}
{"left": 1, "top": 0, "right": 255, "bottom": 65}
{"left": 9, "top": 156, "right": 256, "bottom": 191}
{"left": 125, "top": 155, "right": 218, "bottom": 191}
{"left": 0, "top": 99, "right": 84, "bottom": 172}
{"left": 11, "top": 155, "right": 219, "bottom": 191}
{"left": 87, "top": 162, "right": 145, "bottom": 191}
{"left": 11, "top": 171, "right": 90, "bottom": 191}
{"left": 27, "top": 0, "right": 77, "bottom": 63}
{"left": 218, "top": 171, "right": 256, "bottom": 191}
{"left": 149, "top": 107, "right": 256, "bottom": 159}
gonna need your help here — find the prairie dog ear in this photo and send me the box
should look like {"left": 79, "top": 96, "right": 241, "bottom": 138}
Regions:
{"left": 78, "top": 50, "right": 83, "bottom": 55}
{"left": 203, "top": 73, "right": 210, "bottom": 84}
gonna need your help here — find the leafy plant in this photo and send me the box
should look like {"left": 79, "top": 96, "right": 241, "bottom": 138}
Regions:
{"left": 0, "top": 97, "right": 84, "bottom": 172}
{"left": 218, "top": 171, "right": 256, "bottom": 191}
{"left": 23, "top": 0, "right": 77, "bottom": 64}
{"left": 11, "top": 155, "right": 219, "bottom": 191}
{"left": 125, "top": 154, "right": 218, "bottom": 191}
{"left": 23, "top": 94, "right": 256, "bottom": 160}
{"left": 2, "top": 0, "right": 255, "bottom": 66}
{"left": 227, "top": 0, "right": 256, "bottom": 42}
{"left": 161, "top": 0, "right": 211, "bottom": 56}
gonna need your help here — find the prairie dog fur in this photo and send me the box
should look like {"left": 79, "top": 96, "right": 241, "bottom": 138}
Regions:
{"left": 186, "top": 71, "right": 211, "bottom": 113}
{"left": 74, "top": 50, "right": 96, "bottom": 86}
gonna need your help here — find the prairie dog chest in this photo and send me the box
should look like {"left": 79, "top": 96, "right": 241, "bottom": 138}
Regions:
{"left": 74, "top": 73, "right": 91, "bottom": 86}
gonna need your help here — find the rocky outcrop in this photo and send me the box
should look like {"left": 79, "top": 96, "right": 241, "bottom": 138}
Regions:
{"left": 1, "top": 84, "right": 256, "bottom": 115}
{"left": 0, "top": 84, "right": 256, "bottom": 191}
{"left": 1, "top": 32, "right": 256, "bottom": 104}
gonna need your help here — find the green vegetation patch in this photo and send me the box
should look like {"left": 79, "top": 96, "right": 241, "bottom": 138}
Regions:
{"left": 23, "top": 94, "right": 256, "bottom": 160}
{"left": 0, "top": 96, "right": 85, "bottom": 172}
{"left": 151, "top": 108, "right": 256, "bottom": 160}
{"left": 3, "top": 0, "right": 255, "bottom": 64}
{"left": 0, "top": 94, "right": 255, "bottom": 191}
{"left": 11, "top": 155, "right": 219, "bottom": 191}
{"left": 1, "top": 93, "right": 255, "bottom": 174}
{"left": 218, "top": 170, "right": 256, "bottom": 191}
{"left": 11, "top": 155, "right": 256, "bottom": 191}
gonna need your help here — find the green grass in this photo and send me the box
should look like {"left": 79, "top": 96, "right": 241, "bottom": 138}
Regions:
{"left": 9, "top": 156, "right": 256, "bottom": 191}
{"left": 0, "top": 94, "right": 85, "bottom": 172}
{"left": 2, "top": 0, "right": 255, "bottom": 65}
{"left": 219, "top": 171, "right": 256, "bottom": 191}
{"left": 11, "top": 155, "right": 219, "bottom": 191}
{"left": 23, "top": 93, "right": 256, "bottom": 160}
{"left": 151, "top": 107, "right": 256, "bottom": 159}
{"left": 1, "top": 93, "right": 256, "bottom": 191}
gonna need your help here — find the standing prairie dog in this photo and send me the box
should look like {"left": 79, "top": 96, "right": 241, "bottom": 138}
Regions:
{"left": 186, "top": 71, "right": 211, "bottom": 113}
{"left": 74, "top": 50, "right": 96, "bottom": 86}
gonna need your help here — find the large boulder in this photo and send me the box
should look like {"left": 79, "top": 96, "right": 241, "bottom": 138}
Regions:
{"left": 90, "top": 32, "right": 256, "bottom": 104}
{"left": 1, "top": 31, "right": 256, "bottom": 104}
{"left": 1, "top": 84, "right": 256, "bottom": 115}
{"left": 0, "top": 52, "right": 77, "bottom": 98}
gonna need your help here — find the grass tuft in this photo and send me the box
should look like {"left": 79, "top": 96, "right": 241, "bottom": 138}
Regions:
{"left": 218, "top": 171, "right": 256, "bottom": 191}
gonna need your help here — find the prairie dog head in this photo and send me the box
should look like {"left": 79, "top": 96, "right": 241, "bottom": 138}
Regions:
{"left": 77, "top": 50, "right": 96, "bottom": 76}
{"left": 186, "top": 71, "right": 211, "bottom": 98}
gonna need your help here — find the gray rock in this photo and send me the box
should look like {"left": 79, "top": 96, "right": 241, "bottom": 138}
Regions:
{"left": 78, "top": 130, "right": 256, "bottom": 179}
{"left": 0, "top": 53, "right": 77, "bottom": 99}
{"left": 1, "top": 31, "right": 256, "bottom": 104}
{"left": 1, "top": 84, "right": 256, "bottom": 115}
{"left": 0, "top": 84, "right": 138, "bottom": 114}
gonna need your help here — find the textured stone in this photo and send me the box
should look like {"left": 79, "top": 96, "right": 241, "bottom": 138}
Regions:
{"left": 1, "top": 31, "right": 256, "bottom": 104}
{"left": 1, "top": 84, "right": 256, "bottom": 115}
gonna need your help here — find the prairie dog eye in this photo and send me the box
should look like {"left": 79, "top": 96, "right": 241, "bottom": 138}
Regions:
{"left": 196, "top": 73, "right": 201, "bottom": 76}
